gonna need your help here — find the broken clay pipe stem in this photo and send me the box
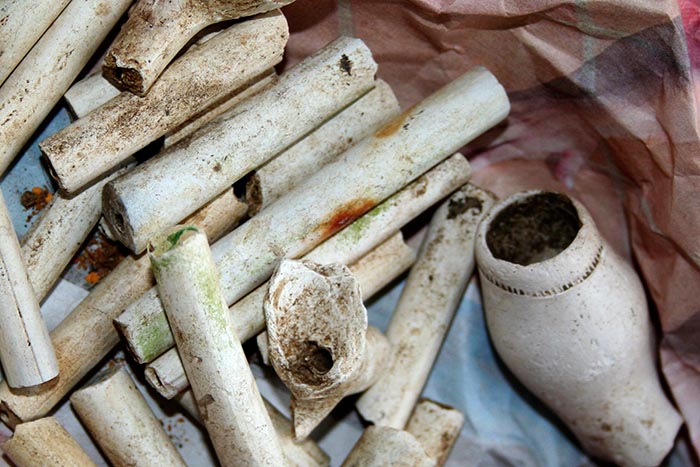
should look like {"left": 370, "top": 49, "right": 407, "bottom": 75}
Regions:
{"left": 0, "top": 0, "right": 132, "bottom": 177}
{"left": 357, "top": 184, "right": 496, "bottom": 429}
{"left": 63, "top": 71, "right": 122, "bottom": 119}
{"left": 0, "top": 0, "right": 71, "bottom": 85}
{"left": 246, "top": 79, "right": 401, "bottom": 215}
{"left": 475, "top": 191, "right": 682, "bottom": 467}
{"left": 0, "top": 190, "right": 58, "bottom": 388}
{"left": 150, "top": 226, "right": 285, "bottom": 467}
{"left": 340, "top": 425, "right": 435, "bottom": 467}
{"left": 116, "top": 153, "right": 470, "bottom": 364}
{"left": 146, "top": 232, "right": 415, "bottom": 398}
{"left": 2, "top": 416, "right": 97, "bottom": 467}
{"left": 103, "top": 0, "right": 295, "bottom": 95}
{"left": 405, "top": 399, "right": 465, "bottom": 467}
{"left": 265, "top": 259, "right": 391, "bottom": 440}
{"left": 21, "top": 163, "right": 133, "bottom": 302}
{"left": 42, "top": 11, "right": 289, "bottom": 194}
{"left": 70, "top": 365, "right": 186, "bottom": 467}
{"left": 113, "top": 64, "right": 507, "bottom": 363}
{"left": 175, "top": 390, "right": 330, "bottom": 467}
{"left": 0, "top": 188, "right": 246, "bottom": 429}
{"left": 103, "top": 35, "right": 378, "bottom": 254}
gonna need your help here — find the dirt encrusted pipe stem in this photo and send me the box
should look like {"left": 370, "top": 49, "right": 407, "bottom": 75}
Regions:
{"left": 2, "top": 416, "right": 97, "bottom": 467}
{"left": 116, "top": 153, "right": 471, "bottom": 364}
{"left": 41, "top": 11, "right": 289, "bottom": 194}
{"left": 405, "top": 400, "right": 465, "bottom": 467}
{"left": 357, "top": 184, "right": 496, "bottom": 428}
{"left": 70, "top": 365, "right": 186, "bottom": 467}
{"left": 0, "top": 0, "right": 132, "bottom": 177}
{"left": 0, "top": 190, "right": 58, "bottom": 388}
{"left": 0, "top": 190, "right": 244, "bottom": 428}
{"left": 103, "top": 0, "right": 295, "bottom": 95}
{"left": 246, "top": 79, "right": 401, "bottom": 215}
{"left": 175, "top": 390, "right": 330, "bottom": 467}
{"left": 0, "top": 0, "right": 71, "bottom": 85}
{"left": 341, "top": 426, "right": 435, "bottom": 467}
{"left": 145, "top": 232, "right": 415, "bottom": 399}
{"left": 21, "top": 164, "right": 133, "bottom": 302}
{"left": 103, "top": 36, "right": 379, "bottom": 254}
{"left": 265, "top": 259, "right": 391, "bottom": 439}
{"left": 150, "top": 226, "right": 286, "bottom": 467}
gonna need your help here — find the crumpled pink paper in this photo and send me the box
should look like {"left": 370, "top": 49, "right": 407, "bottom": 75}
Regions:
{"left": 283, "top": 0, "right": 700, "bottom": 459}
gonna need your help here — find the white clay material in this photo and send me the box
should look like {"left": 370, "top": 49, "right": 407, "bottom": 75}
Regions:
{"left": 474, "top": 190, "right": 682, "bottom": 467}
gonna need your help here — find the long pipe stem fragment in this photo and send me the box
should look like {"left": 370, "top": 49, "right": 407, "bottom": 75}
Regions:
{"left": 42, "top": 11, "right": 289, "bottom": 194}
{"left": 0, "top": 0, "right": 71, "bottom": 85}
{"left": 63, "top": 71, "right": 122, "bottom": 119}
{"left": 2, "top": 416, "right": 97, "bottom": 467}
{"left": 116, "top": 153, "right": 472, "bottom": 364}
{"left": 104, "top": 0, "right": 295, "bottom": 95}
{"left": 405, "top": 399, "right": 464, "bottom": 467}
{"left": 0, "top": 0, "right": 132, "bottom": 177}
{"left": 0, "top": 190, "right": 58, "bottom": 388}
{"left": 150, "top": 226, "right": 285, "bottom": 467}
{"left": 0, "top": 189, "right": 245, "bottom": 428}
{"left": 247, "top": 79, "right": 401, "bottom": 215}
{"left": 341, "top": 426, "right": 435, "bottom": 467}
{"left": 146, "top": 232, "right": 415, "bottom": 399}
{"left": 103, "top": 36, "right": 379, "bottom": 253}
{"left": 357, "top": 184, "right": 497, "bottom": 429}
{"left": 70, "top": 365, "right": 186, "bottom": 467}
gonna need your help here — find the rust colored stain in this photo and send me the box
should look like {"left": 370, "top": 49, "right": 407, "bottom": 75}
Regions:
{"left": 375, "top": 104, "right": 416, "bottom": 138}
{"left": 318, "top": 198, "right": 376, "bottom": 240}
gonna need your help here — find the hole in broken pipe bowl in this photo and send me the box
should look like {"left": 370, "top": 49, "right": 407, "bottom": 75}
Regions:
{"left": 292, "top": 341, "right": 334, "bottom": 384}
{"left": 486, "top": 192, "right": 581, "bottom": 266}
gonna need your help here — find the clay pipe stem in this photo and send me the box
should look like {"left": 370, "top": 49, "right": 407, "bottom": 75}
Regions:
{"left": 405, "top": 399, "right": 465, "bottom": 467}
{"left": 70, "top": 365, "right": 186, "bottom": 467}
{"left": 41, "top": 11, "right": 289, "bottom": 194}
{"left": 0, "top": 188, "right": 246, "bottom": 428}
{"left": 115, "top": 153, "right": 472, "bottom": 364}
{"left": 102, "top": 36, "right": 378, "bottom": 254}
{"left": 340, "top": 426, "right": 435, "bottom": 467}
{"left": 145, "top": 232, "right": 415, "bottom": 399}
{"left": 2, "top": 416, "right": 97, "bottom": 467}
{"left": 103, "top": 0, "right": 295, "bottom": 95}
{"left": 0, "top": 0, "right": 71, "bottom": 85}
{"left": 0, "top": 0, "right": 132, "bottom": 177}
{"left": 357, "top": 184, "right": 497, "bottom": 429}
{"left": 150, "top": 226, "right": 286, "bottom": 467}
{"left": 0, "top": 190, "right": 58, "bottom": 388}
{"left": 246, "top": 79, "right": 401, "bottom": 215}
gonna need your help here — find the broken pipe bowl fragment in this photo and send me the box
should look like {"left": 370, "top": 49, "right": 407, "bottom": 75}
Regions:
{"left": 474, "top": 190, "right": 682, "bottom": 467}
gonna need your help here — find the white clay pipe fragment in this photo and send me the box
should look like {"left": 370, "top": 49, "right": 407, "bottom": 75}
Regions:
{"left": 247, "top": 79, "right": 401, "bottom": 214}
{"left": 42, "top": 11, "right": 289, "bottom": 194}
{"left": 2, "top": 416, "right": 97, "bottom": 467}
{"left": 114, "top": 65, "right": 507, "bottom": 361}
{"left": 150, "top": 226, "right": 286, "bottom": 467}
{"left": 341, "top": 425, "right": 436, "bottom": 467}
{"left": 405, "top": 399, "right": 465, "bottom": 467}
{"left": 146, "top": 232, "right": 415, "bottom": 398}
{"left": 104, "top": 0, "right": 295, "bottom": 95}
{"left": 357, "top": 184, "right": 496, "bottom": 429}
{"left": 0, "top": 191, "right": 244, "bottom": 428}
{"left": 63, "top": 71, "right": 122, "bottom": 119}
{"left": 21, "top": 164, "right": 133, "bottom": 302}
{"left": 175, "top": 390, "right": 330, "bottom": 467}
{"left": 0, "top": 190, "right": 58, "bottom": 388}
{"left": 164, "top": 69, "right": 278, "bottom": 147}
{"left": 0, "top": 0, "right": 132, "bottom": 177}
{"left": 103, "top": 36, "right": 379, "bottom": 254}
{"left": 0, "top": 0, "right": 71, "bottom": 85}
{"left": 116, "top": 153, "right": 471, "bottom": 364}
{"left": 265, "top": 259, "right": 392, "bottom": 440}
{"left": 71, "top": 365, "right": 186, "bottom": 467}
